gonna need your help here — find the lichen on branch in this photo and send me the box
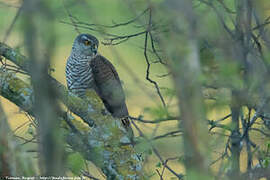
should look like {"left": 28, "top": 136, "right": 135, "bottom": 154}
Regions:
{"left": 0, "top": 42, "right": 143, "bottom": 179}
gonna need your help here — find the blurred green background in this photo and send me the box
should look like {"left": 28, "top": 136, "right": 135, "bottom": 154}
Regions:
{"left": 1, "top": 0, "right": 270, "bottom": 179}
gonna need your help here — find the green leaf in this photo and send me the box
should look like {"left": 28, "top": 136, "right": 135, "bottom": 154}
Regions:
{"left": 267, "top": 141, "right": 270, "bottom": 150}
{"left": 263, "top": 157, "right": 270, "bottom": 168}
{"left": 67, "top": 152, "right": 84, "bottom": 175}
{"left": 178, "top": 156, "right": 185, "bottom": 163}
{"left": 156, "top": 162, "right": 162, "bottom": 168}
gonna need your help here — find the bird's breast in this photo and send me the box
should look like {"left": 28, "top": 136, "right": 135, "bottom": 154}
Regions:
{"left": 66, "top": 59, "right": 95, "bottom": 97}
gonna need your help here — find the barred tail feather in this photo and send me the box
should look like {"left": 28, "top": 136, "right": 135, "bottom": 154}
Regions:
{"left": 121, "top": 116, "right": 130, "bottom": 127}
{"left": 120, "top": 116, "right": 135, "bottom": 146}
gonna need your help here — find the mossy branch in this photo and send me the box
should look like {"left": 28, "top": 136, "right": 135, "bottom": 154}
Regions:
{"left": 0, "top": 42, "right": 143, "bottom": 179}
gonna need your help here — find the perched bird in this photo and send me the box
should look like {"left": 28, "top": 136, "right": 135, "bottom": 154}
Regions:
{"left": 65, "top": 34, "right": 132, "bottom": 134}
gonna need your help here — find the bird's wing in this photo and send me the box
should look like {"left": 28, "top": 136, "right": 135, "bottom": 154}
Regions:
{"left": 90, "top": 55, "right": 129, "bottom": 118}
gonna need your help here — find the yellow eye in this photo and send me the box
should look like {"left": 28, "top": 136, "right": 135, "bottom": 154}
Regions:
{"left": 84, "top": 40, "right": 91, "bottom": 46}
{"left": 93, "top": 44, "right": 97, "bottom": 49}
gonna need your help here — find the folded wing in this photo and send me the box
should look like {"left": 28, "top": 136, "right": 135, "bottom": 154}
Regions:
{"left": 90, "top": 55, "right": 129, "bottom": 120}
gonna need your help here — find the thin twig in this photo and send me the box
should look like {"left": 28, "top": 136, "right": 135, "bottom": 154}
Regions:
{"left": 151, "top": 130, "right": 182, "bottom": 141}
{"left": 241, "top": 98, "right": 270, "bottom": 141}
{"left": 62, "top": 1, "right": 80, "bottom": 34}
{"left": 81, "top": 170, "right": 100, "bottom": 180}
{"left": 131, "top": 121, "right": 184, "bottom": 179}
{"left": 74, "top": 8, "right": 149, "bottom": 29}
{"left": 130, "top": 116, "right": 179, "bottom": 124}
{"left": 12, "top": 120, "right": 30, "bottom": 134}
{"left": 102, "top": 31, "right": 147, "bottom": 45}
{"left": 143, "top": 9, "right": 166, "bottom": 107}
{"left": 3, "top": 6, "right": 22, "bottom": 43}
{"left": 149, "top": 31, "right": 166, "bottom": 65}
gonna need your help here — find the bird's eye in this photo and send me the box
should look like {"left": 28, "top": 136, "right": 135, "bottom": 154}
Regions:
{"left": 84, "top": 40, "right": 91, "bottom": 46}
{"left": 93, "top": 44, "right": 97, "bottom": 49}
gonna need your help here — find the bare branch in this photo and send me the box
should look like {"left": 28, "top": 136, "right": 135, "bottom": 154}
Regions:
{"left": 130, "top": 116, "right": 179, "bottom": 124}
{"left": 62, "top": 2, "right": 81, "bottom": 34}
{"left": 132, "top": 121, "right": 184, "bottom": 179}
{"left": 143, "top": 8, "right": 166, "bottom": 107}
{"left": 72, "top": 8, "right": 149, "bottom": 29}
{"left": 2, "top": 6, "right": 22, "bottom": 43}
{"left": 151, "top": 130, "right": 182, "bottom": 141}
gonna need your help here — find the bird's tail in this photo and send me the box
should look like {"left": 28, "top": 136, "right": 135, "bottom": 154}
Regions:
{"left": 121, "top": 116, "right": 130, "bottom": 128}
{"left": 121, "top": 116, "right": 135, "bottom": 146}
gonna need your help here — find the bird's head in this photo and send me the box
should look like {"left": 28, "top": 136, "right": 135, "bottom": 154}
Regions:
{"left": 72, "top": 33, "right": 99, "bottom": 58}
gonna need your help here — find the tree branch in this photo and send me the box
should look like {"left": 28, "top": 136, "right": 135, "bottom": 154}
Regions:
{"left": 0, "top": 43, "right": 143, "bottom": 179}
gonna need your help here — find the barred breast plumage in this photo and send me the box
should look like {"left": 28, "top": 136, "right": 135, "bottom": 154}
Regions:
{"left": 65, "top": 54, "right": 94, "bottom": 97}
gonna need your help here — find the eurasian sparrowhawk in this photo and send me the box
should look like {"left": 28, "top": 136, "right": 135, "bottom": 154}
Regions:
{"left": 65, "top": 34, "right": 133, "bottom": 137}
